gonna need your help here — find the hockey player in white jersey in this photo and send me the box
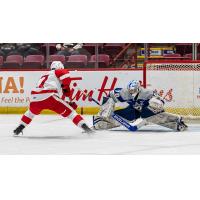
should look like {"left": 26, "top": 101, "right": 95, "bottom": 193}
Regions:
{"left": 93, "top": 80, "right": 188, "bottom": 132}
{"left": 13, "top": 61, "right": 93, "bottom": 136}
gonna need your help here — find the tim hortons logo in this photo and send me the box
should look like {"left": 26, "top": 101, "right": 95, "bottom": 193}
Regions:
{"left": 69, "top": 76, "right": 118, "bottom": 102}
{"left": 69, "top": 76, "right": 145, "bottom": 103}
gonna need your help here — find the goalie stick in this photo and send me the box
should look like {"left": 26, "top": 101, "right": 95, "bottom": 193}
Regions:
{"left": 85, "top": 93, "right": 143, "bottom": 132}
{"left": 79, "top": 88, "right": 171, "bottom": 132}
{"left": 81, "top": 89, "right": 186, "bottom": 132}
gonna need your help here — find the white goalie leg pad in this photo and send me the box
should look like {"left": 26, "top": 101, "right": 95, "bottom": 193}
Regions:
{"left": 98, "top": 98, "right": 115, "bottom": 119}
{"left": 145, "top": 112, "right": 187, "bottom": 131}
{"left": 93, "top": 115, "right": 121, "bottom": 130}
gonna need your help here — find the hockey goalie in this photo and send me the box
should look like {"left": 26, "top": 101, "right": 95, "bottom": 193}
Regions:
{"left": 93, "top": 80, "right": 188, "bottom": 132}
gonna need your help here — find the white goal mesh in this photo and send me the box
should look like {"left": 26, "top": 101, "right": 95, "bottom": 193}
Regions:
{"left": 144, "top": 60, "right": 200, "bottom": 119}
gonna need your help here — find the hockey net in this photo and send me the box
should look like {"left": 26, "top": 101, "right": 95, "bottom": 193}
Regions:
{"left": 143, "top": 60, "right": 200, "bottom": 120}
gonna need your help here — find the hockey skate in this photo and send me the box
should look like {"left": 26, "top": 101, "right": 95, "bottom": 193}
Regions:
{"left": 81, "top": 124, "right": 95, "bottom": 134}
{"left": 177, "top": 117, "right": 188, "bottom": 132}
{"left": 13, "top": 124, "right": 25, "bottom": 136}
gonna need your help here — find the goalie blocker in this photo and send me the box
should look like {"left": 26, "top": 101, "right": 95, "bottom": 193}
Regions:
{"left": 93, "top": 80, "right": 188, "bottom": 132}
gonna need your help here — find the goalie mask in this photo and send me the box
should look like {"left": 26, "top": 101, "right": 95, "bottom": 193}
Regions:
{"left": 127, "top": 80, "right": 140, "bottom": 96}
{"left": 50, "top": 61, "right": 64, "bottom": 70}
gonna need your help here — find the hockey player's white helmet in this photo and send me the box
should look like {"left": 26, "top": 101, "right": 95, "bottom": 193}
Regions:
{"left": 50, "top": 61, "right": 64, "bottom": 70}
{"left": 127, "top": 80, "right": 140, "bottom": 95}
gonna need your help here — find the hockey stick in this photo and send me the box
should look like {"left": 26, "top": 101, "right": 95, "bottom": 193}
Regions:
{"left": 76, "top": 88, "right": 149, "bottom": 132}
{"left": 79, "top": 88, "right": 164, "bottom": 132}
{"left": 76, "top": 88, "right": 138, "bottom": 131}
{"left": 87, "top": 94, "right": 140, "bottom": 132}
{"left": 111, "top": 113, "right": 139, "bottom": 131}
{"left": 91, "top": 92, "right": 184, "bottom": 132}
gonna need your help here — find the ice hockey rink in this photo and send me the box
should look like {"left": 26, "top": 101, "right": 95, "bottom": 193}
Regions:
{"left": 1, "top": 114, "right": 200, "bottom": 154}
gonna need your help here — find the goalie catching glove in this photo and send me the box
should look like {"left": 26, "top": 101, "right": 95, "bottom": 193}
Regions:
{"left": 147, "top": 96, "right": 165, "bottom": 113}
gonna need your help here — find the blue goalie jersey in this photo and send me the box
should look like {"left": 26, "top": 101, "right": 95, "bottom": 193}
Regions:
{"left": 107, "top": 87, "right": 160, "bottom": 121}
{"left": 109, "top": 87, "right": 154, "bottom": 107}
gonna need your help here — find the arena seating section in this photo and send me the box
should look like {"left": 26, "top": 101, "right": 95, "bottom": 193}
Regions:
{"left": 0, "top": 43, "right": 198, "bottom": 69}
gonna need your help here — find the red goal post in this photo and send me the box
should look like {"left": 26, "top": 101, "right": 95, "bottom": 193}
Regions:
{"left": 143, "top": 60, "right": 200, "bottom": 119}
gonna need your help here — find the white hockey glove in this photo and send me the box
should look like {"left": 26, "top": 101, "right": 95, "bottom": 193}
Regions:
{"left": 148, "top": 97, "right": 164, "bottom": 113}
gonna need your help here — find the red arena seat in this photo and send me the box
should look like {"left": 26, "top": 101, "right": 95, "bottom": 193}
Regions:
{"left": 23, "top": 55, "right": 45, "bottom": 68}
{"left": 3, "top": 55, "right": 23, "bottom": 69}
{"left": 49, "top": 55, "right": 66, "bottom": 64}
{"left": 88, "top": 54, "right": 110, "bottom": 68}
{"left": 66, "top": 55, "right": 87, "bottom": 68}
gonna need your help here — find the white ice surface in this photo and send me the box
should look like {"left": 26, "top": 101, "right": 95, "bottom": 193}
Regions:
{"left": 0, "top": 114, "right": 200, "bottom": 154}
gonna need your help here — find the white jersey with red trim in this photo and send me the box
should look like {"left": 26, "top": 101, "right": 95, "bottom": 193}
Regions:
{"left": 31, "top": 69, "right": 70, "bottom": 102}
